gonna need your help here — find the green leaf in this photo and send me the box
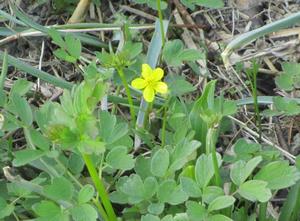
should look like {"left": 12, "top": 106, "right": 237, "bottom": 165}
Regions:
{"left": 275, "top": 73, "right": 293, "bottom": 91}
{"left": 106, "top": 146, "right": 135, "bottom": 171}
{"left": 231, "top": 139, "right": 261, "bottom": 161}
{"left": 147, "top": 202, "right": 164, "bottom": 215}
{"left": 32, "top": 201, "right": 68, "bottom": 221}
{"left": 151, "top": 149, "right": 170, "bottom": 177}
{"left": 180, "top": 177, "right": 202, "bottom": 198}
{"left": 144, "top": 177, "right": 158, "bottom": 199}
{"left": 202, "top": 186, "right": 224, "bottom": 204}
{"left": 254, "top": 161, "right": 300, "bottom": 190}
{"left": 13, "top": 149, "right": 46, "bottom": 167}
{"left": 142, "top": 214, "right": 160, "bottom": 221}
{"left": 208, "top": 196, "right": 235, "bottom": 212}
{"left": 271, "top": 96, "right": 300, "bottom": 116}
{"left": 65, "top": 34, "right": 81, "bottom": 59}
{"left": 44, "top": 177, "right": 74, "bottom": 201}
{"left": 194, "top": 0, "right": 224, "bottom": 8}
{"left": 33, "top": 201, "right": 60, "bottom": 217}
{"left": 209, "top": 214, "right": 232, "bottom": 221}
{"left": 10, "top": 79, "right": 33, "bottom": 96}
{"left": 275, "top": 63, "right": 300, "bottom": 91}
{"left": 48, "top": 28, "right": 65, "bottom": 48}
{"left": 135, "top": 155, "right": 152, "bottom": 179}
{"left": 163, "top": 40, "right": 203, "bottom": 66}
{"left": 167, "top": 75, "right": 196, "bottom": 96}
{"left": 230, "top": 156, "right": 262, "bottom": 186}
{"left": 78, "top": 184, "right": 95, "bottom": 204}
{"left": 119, "top": 175, "right": 157, "bottom": 204}
{"left": 11, "top": 93, "right": 33, "bottom": 126}
{"left": 29, "top": 128, "right": 50, "bottom": 150}
{"left": 99, "top": 111, "right": 128, "bottom": 144}
{"left": 157, "top": 179, "right": 188, "bottom": 205}
{"left": 53, "top": 48, "right": 76, "bottom": 63}
{"left": 71, "top": 204, "right": 98, "bottom": 221}
{"left": 169, "top": 139, "right": 200, "bottom": 173}
{"left": 195, "top": 153, "right": 222, "bottom": 188}
{"left": 238, "top": 180, "right": 272, "bottom": 203}
{"left": 189, "top": 80, "right": 216, "bottom": 148}
{"left": 0, "top": 197, "right": 14, "bottom": 219}
{"left": 186, "top": 201, "right": 207, "bottom": 221}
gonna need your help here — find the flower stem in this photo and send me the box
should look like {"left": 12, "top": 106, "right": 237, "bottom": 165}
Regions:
{"left": 206, "top": 127, "right": 222, "bottom": 187}
{"left": 93, "top": 199, "right": 109, "bottom": 221}
{"left": 156, "top": 0, "right": 165, "bottom": 47}
{"left": 161, "top": 99, "right": 169, "bottom": 147}
{"left": 82, "top": 154, "right": 117, "bottom": 221}
{"left": 117, "top": 68, "right": 136, "bottom": 123}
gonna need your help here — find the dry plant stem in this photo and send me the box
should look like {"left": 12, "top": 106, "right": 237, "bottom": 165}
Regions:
{"left": 228, "top": 116, "right": 296, "bottom": 162}
{"left": 82, "top": 154, "right": 117, "bottom": 221}
{"left": 68, "top": 0, "right": 91, "bottom": 23}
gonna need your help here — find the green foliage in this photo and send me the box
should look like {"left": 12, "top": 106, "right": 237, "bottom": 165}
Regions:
{"left": 181, "top": 0, "right": 224, "bottom": 9}
{"left": 163, "top": 40, "right": 203, "bottom": 67}
{"left": 49, "top": 29, "right": 82, "bottom": 63}
{"left": 275, "top": 62, "right": 300, "bottom": 91}
{"left": 2, "top": 7, "right": 300, "bottom": 221}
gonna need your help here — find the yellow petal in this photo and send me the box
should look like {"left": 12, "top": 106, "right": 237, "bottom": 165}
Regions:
{"left": 143, "top": 86, "right": 155, "bottom": 102}
{"left": 154, "top": 82, "right": 168, "bottom": 94}
{"left": 152, "top": 68, "right": 164, "bottom": 81}
{"left": 131, "top": 78, "right": 147, "bottom": 89}
{"left": 142, "top": 64, "right": 152, "bottom": 80}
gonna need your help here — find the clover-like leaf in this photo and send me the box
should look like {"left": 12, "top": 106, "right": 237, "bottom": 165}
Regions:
{"left": 254, "top": 161, "right": 300, "bottom": 190}
{"left": 106, "top": 146, "right": 135, "bottom": 171}
{"left": 238, "top": 180, "right": 272, "bottom": 203}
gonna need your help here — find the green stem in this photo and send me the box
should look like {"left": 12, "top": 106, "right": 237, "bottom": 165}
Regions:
{"left": 161, "top": 106, "right": 167, "bottom": 147}
{"left": 82, "top": 154, "right": 117, "bottom": 221}
{"left": 246, "top": 63, "right": 262, "bottom": 142}
{"left": 161, "top": 99, "right": 169, "bottom": 147}
{"left": 252, "top": 70, "right": 262, "bottom": 142}
{"left": 156, "top": 0, "right": 165, "bottom": 47}
{"left": 111, "top": 85, "right": 121, "bottom": 114}
{"left": 93, "top": 199, "right": 109, "bottom": 221}
{"left": 259, "top": 202, "right": 267, "bottom": 221}
{"left": 117, "top": 68, "right": 136, "bottom": 123}
{"left": 206, "top": 127, "right": 222, "bottom": 187}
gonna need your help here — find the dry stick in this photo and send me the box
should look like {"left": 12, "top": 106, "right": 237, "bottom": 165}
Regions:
{"left": 228, "top": 116, "right": 296, "bottom": 163}
{"left": 68, "top": 0, "right": 91, "bottom": 23}
{"left": 0, "top": 25, "right": 155, "bottom": 46}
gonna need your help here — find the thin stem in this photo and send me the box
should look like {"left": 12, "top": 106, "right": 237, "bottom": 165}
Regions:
{"left": 246, "top": 64, "right": 262, "bottom": 142}
{"left": 82, "top": 154, "right": 117, "bottom": 221}
{"left": 156, "top": 0, "right": 165, "bottom": 47}
{"left": 93, "top": 199, "right": 110, "bottom": 221}
{"left": 117, "top": 68, "right": 136, "bottom": 123}
{"left": 259, "top": 202, "right": 267, "bottom": 221}
{"left": 252, "top": 70, "right": 262, "bottom": 141}
{"left": 161, "top": 99, "right": 169, "bottom": 147}
{"left": 206, "top": 127, "right": 222, "bottom": 187}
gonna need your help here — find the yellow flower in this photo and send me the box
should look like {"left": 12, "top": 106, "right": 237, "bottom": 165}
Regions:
{"left": 131, "top": 64, "right": 168, "bottom": 102}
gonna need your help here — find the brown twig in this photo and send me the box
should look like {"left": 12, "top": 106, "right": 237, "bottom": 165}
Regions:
{"left": 68, "top": 0, "right": 91, "bottom": 23}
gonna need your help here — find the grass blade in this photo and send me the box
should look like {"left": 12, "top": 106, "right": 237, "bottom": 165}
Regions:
{"left": 0, "top": 50, "right": 8, "bottom": 89}
{"left": 0, "top": 50, "right": 73, "bottom": 89}
{"left": 222, "top": 11, "right": 300, "bottom": 68}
